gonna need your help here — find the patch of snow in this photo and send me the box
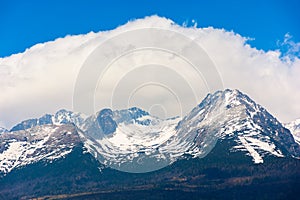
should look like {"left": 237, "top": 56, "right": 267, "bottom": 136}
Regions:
{"left": 238, "top": 136, "right": 263, "bottom": 164}
{"left": 0, "top": 125, "right": 77, "bottom": 174}
{"left": 285, "top": 119, "right": 300, "bottom": 145}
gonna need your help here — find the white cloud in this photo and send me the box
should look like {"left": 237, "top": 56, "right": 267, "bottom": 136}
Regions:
{"left": 277, "top": 33, "right": 300, "bottom": 63}
{"left": 0, "top": 15, "right": 299, "bottom": 128}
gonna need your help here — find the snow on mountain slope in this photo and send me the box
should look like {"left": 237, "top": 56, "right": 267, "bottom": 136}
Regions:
{"left": 157, "top": 89, "right": 297, "bottom": 165}
{"left": 82, "top": 115, "right": 180, "bottom": 171}
{"left": 79, "top": 108, "right": 181, "bottom": 172}
{"left": 81, "top": 89, "right": 300, "bottom": 172}
{"left": 210, "top": 90, "right": 297, "bottom": 158}
{"left": 285, "top": 119, "right": 300, "bottom": 144}
{"left": 0, "top": 124, "right": 81, "bottom": 174}
{"left": 1, "top": 89, "right": 299, "bottom": 174}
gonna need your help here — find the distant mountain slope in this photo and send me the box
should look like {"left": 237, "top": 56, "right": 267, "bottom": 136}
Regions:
{"left": 0, "top": 127, "right": 7, "bottom": 134}
{"left": 285, "top": 119, "right": 300, "bottom": 144}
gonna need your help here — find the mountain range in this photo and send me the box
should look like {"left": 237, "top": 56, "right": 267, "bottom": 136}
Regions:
{"left": 0, "top": 89, "right": 300, "bottom": 199}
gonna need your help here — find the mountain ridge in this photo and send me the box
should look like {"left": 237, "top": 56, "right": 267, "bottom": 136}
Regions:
{"left": 1, "top": 89, "right": 299, "bottom": 175}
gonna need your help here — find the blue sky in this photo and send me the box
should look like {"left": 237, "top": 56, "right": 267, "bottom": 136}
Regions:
{"left": 1, "top": 0, "right": 299, "bottom": 57}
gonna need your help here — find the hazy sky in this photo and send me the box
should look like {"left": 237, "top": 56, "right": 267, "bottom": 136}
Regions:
{"left": 0, "top": 1, "right": 299, "bottom": 128}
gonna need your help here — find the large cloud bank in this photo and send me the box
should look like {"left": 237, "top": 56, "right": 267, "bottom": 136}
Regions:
{"left": 0, "top": 16, "right": 299, "bottom": 128}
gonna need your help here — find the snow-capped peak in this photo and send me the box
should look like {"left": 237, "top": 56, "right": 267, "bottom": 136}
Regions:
{"left": 175, "top": 89, "right": 299, "bottom": 163}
